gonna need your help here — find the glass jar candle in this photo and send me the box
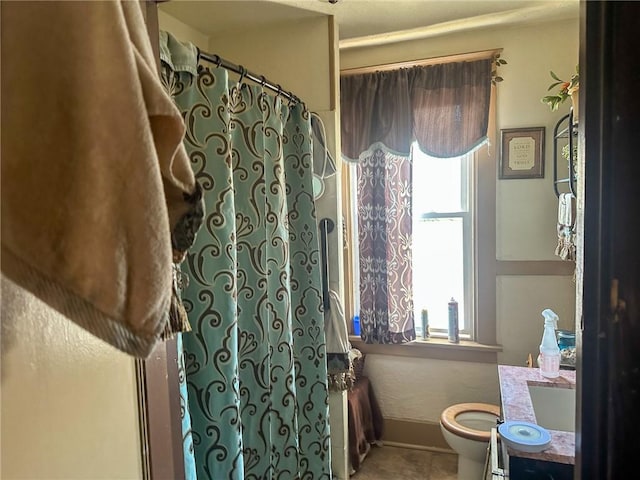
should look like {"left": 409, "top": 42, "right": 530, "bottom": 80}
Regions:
{"left": 557, "top": 330, "right": 576, "bottom": 366}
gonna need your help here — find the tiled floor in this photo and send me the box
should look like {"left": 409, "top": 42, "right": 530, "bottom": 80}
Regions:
{"left": 351, "top": 445, "right": 457, "bottom": 480}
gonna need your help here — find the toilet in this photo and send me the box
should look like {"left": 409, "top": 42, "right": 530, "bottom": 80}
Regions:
{"left": 440, "top": 403, "right": 501, "bottom": 479}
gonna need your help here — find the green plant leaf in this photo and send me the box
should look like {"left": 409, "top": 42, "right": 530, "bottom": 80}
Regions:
{"left": 541, "top": 96, "right": 562, "bottom": 111}
{"left": 550, "top": 70, "right": 562, "bottom": 81}
{"left": 547, "top": 81, "right": 563, "bottom": 91}
{"left": 492, "top": 55, "right": 507, "bottom": 84}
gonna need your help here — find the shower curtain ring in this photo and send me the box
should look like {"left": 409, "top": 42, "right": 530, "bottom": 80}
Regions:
{"left": 238, "top": 66, "right": 247, "bottom": 85}
{"left": 276, "top": 84, "right": 282, "bottom": 99}
{"left": 260, "top": 75, "right": 266, "bottom": 88}
{"left": 213, "top": 54, "right": 221, "bottom": 67}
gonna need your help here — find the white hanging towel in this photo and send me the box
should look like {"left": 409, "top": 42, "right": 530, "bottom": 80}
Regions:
{"left": 325, "top": 290, "right": 354, "bottom": 391}
{"left": 555, "top": 193, "right": 576, "bottom": 261}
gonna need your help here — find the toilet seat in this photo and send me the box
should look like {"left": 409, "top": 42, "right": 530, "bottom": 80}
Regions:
{"left": 440, "top": 403, "right": 500, "bottom": 442}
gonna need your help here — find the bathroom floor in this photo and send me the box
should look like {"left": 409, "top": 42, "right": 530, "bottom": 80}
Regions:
{"left": 351, "top": 445, "right": 457, "bottom": 480}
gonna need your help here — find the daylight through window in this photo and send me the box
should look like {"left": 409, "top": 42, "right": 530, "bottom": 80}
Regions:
{"left": 412, "top": 145, "right": 473, "bottom": 339}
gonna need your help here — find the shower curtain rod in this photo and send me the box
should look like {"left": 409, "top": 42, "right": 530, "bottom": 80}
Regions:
{"left": 198, "top": 50, "right": 301, "bottom": 105}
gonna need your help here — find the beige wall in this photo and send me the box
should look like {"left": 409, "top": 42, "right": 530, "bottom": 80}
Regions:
{"left": 494, "top": 22, "right": 579, "bottom": 261}
{"left": 158, "top": 9, "right": 210, "bottom": 50}
{"left": 1, "top": 277, "right": 142, "bottom": 480}
{"left": 497, "top": 275, "right": 576, "bottom": 365}
{"left": 342, "top": 18, "right": 578, "bottom": 424}
{"left": 207, "top": 17, "right": 333, "bottom": 112}
{"left": 365, "top": 355, "right": 500, "bottom": 422}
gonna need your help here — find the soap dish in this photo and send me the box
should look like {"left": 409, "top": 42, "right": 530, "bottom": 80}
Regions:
{"left": 498, "top": 421, "right": 552, "bottom": 453}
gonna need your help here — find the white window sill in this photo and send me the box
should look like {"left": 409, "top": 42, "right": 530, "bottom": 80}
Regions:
{"left": 348, "top": 335, "right": 501, "bottom": 363}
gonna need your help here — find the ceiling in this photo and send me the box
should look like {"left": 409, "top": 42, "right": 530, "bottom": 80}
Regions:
{"left": 160, "top": 0, "right": 578, "bottom": 48}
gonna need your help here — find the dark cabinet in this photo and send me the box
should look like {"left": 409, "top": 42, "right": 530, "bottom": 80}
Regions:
{"left": 508, "top": 456, "right": 573, "bottom": 480}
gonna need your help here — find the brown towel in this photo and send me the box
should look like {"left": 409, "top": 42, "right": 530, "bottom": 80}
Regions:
{"left": 348, "top": 376, "right": 384, "bottom": 472}
{"left": 1, "top": 1, "right": 199, "bottom": 357}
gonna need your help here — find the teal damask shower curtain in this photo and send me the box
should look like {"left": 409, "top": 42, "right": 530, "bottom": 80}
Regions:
{"left": 171, "top": 62, "right": 331, "bottom": 479}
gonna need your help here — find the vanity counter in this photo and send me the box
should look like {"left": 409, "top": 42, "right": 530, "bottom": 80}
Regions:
{"left": 498, "top": 365, "right": 575, "bottom": 466}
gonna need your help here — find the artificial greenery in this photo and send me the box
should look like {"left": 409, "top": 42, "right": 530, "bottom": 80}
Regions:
{"left": 492, "top": 54, "right": 507, "bottom": 85}
{"left": 542, "top": 66, "right": 579, "bottom": 111}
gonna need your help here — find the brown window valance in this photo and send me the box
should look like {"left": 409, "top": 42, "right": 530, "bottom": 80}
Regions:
{"left": 341, "top": 58, "right": 492, "bottom": 161}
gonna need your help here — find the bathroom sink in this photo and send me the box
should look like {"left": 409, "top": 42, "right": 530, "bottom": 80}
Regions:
{"left": 527, "top": 384, "right": 576, "bottom": 432}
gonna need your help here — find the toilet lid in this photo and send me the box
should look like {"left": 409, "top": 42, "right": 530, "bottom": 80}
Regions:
{"left": 498, "top": 421, "right": 552, "bottom": 453}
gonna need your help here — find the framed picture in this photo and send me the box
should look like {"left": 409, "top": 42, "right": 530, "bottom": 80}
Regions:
{"left": 499, "top": 127, "right": 545, "bottom": 179}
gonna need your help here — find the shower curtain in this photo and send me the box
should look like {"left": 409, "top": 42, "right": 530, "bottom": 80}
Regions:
{"left": 170, "top": 61, "right": 331, "bottom": 479}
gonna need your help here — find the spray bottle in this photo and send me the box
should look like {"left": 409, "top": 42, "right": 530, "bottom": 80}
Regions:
{"left": 448, "top": 298, "right": 459, "bottom": 343}
{"left": 539, "top": 309, "right": 560, "bottom": 378}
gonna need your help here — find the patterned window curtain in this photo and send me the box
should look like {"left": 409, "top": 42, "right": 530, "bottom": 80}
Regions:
{"left": 169, "top": 61, "right": 331, "bottom": 480}
{"left": 341, "top": 59, "right": 492, "bottom": 345}
{"left": 341, "top": 59, "right": 492, "bottom": 161}
{"left": 357, "top": 149, "right": 415, "bottom": 344}
{"left": 409, "top": 60, "right": 492, "bottom": 158}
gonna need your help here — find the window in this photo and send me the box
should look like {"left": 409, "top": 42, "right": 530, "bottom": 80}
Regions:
{"left": 340, "top": 51, "right": 499, "bottom": 351}
{"left": 412, "top": 145, "right": 473, "bottom": 339}
{"left": 347, "top": 146, "right": 476, "bottom": 340}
